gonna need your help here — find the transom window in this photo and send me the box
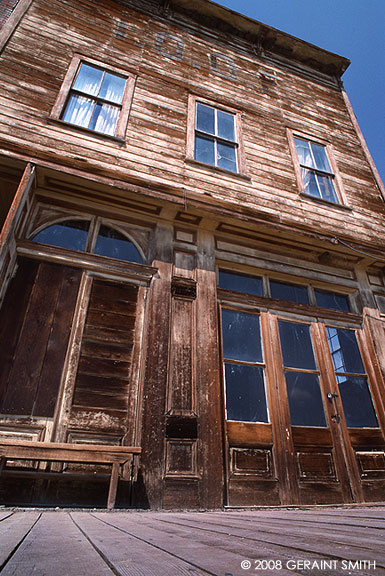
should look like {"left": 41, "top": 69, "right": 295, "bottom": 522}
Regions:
{"left": 294, "top": 137, "right": 339, "bottom": 204}
{"left": 32, "top": 220, "right": 143, "bottom": 264}
{"left": 218, "top": 269, "right": 352, "bottom": 313}
{"left": 50, "top": 56, "right": 135, "bottom": 139}
{"left": 194, "top": 102, "right": 238, "bottom": 173}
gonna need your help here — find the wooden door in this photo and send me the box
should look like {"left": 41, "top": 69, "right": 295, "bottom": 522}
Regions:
{"left": 0, "top": 257, "right": 82, "bottom": 442}
{"left": 221, "top": 308, "right": 385, "bottom": 506}
{"left": 221, "top": 307, "right": 285, "bottom": 505}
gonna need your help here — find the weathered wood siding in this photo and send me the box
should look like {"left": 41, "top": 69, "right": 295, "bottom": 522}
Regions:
{"left": 0, "top": 0, "right": 383, "bottom": 250}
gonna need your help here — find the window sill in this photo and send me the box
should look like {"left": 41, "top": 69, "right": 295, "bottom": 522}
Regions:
{"left": 299, "top": 192, "right": 352, "bottom": 211}
{"left": 185, "top": 158, "right": 251, "bottom": 182}
{"left": 47, "top": 117, "right": 126, "bottom": 144}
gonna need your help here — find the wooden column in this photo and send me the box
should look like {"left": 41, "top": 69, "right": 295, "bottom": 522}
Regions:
{"left": 139, "top": 223, "right": 173, "bottom": 509}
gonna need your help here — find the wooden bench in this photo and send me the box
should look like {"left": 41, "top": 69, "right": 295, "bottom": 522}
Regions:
{"left": 0, "top": 439, "right": 141, "bottom": 509}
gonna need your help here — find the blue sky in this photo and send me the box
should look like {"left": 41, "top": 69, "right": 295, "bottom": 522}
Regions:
{"left": 213, "top": 0, "right": 385, "bottom": 184}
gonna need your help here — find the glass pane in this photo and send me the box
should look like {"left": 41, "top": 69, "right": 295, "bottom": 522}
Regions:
{"left": 224, "top": 363, "right": 268, "bottom": 422}
{"left": 315, "top": 289, "right": 351, "bottom": 312}
{"left": 285, "top": 371, "right": 326, "bottom": 427}
{"left": 302, "top": 168, "right": 321, "bottom": 198}
{"left": 73, "top": 64, "right": 103, "bottom": 96}
{"left": 196, "top": 103, "right": 215, "bottom": 135}
{"left": 279, "top": 321, "right": 316, "bottom": 370}
{"left": 217, "top": 141, "right": 237, "bottom": 172}
{"left": 218, "top": 270, "right": 263, "bottom": 296}
{"left": 222, "top": 309, "right": 262, "bottom": 363}
{"left": 217, "top": 110, "right": 235, "bottom": 141}
{"left": 94, "top": 225, "right": 143, "bottom": 263}
{"left": 195, "top": 134, "right": 215, "bottom": 165}
{"left": 62, "top": 94, "right": 94, "bottom": 128}
{"left": 270, "top": 280, "right": 310, "bottom": 305}
{"left": 32, "top": 220, "right": 89, "bottom": 251}
{"left": 311, "top": 142, "right": 332, "bottom": 172}
{"left": 338, "top": 376, "right": 378, "bottom": 428}
{"left": 89, "top": 102, "right": 119, "bottom": 135}
{"left": 317, "top": 174, "right": 339, "bottom": 203}
{"left": 99, "top": 72, "right": 126, "bottom": 104}
{"left": 326, "top": 328, "right": 365, "bottom": 374}
{"left": 294, "top": 138, "right": 315, "bottom": 168}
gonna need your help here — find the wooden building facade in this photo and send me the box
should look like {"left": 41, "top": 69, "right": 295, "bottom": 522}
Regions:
{"left": 0, "top": 0, "right": 384, "bottom": 509}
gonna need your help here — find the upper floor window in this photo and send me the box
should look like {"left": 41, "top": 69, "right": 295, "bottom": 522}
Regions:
{"left": 195, "top": 103, "right": 237, "bottom": 172}
{"left": 293, "top": 137, "right": 339, "bottom": 204}
{"left": 50, "top": 56, "right": 136, "bottom": 140}
{"left": 187, "top": 96, "right": 245, "bottom": 175}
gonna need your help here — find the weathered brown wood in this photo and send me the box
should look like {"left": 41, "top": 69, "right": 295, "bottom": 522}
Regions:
{"left": 0, "top": 0, "right": 384, "bottom": 511}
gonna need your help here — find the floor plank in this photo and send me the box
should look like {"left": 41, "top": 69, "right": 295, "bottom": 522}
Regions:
{"left": 71, "top": 511, "right": 212, "bottom": 576}
{"left": 0, "top": 512, "right": 40, "bottom": 569}
{"left": 93, "top": 511, "right": 319, "bottom": 576}
{"left": 0, "top": 512, "right": 114, "bottom": 576}
{"left": 0, "top": 507, "right": 382, "bottom": 576}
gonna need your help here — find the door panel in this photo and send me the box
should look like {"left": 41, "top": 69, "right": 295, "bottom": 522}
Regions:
{"left": 67, "top": 279, "right": 140, "bottom": 447}
{"left": 0, "top": 257, "right": 82, "bottom": 419}
{"left": 222, "top": 309, "right": 282, "bottom": 506}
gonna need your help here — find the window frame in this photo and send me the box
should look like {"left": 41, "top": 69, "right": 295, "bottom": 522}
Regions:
{"left": 287, "top": 129, "right": 347, "bottom": 207}
{"left": 186, "top": 94, "right": 247, "bottom": 177}
{"left": 50, "top": 55, "right": 136, "bottom": 141}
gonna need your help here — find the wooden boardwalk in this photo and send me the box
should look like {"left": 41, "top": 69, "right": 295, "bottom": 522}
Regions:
{"left": 0, "top": 506, "right": 384, "bottom": 575}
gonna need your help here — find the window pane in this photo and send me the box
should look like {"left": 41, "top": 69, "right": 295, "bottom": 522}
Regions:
{"left": 99, "top": 72, "right": 126, "bottom": 104}
{"left": 195, "top": 134, "right": 215, "bottom": 165}
{"left": 224, "top": 363, "right": 268, "bottom": 422}
{"left": 337, "top": 376, "right": 378, "bottom": 428}
{"left": 217, "top": 110, "right": 235, "bottom": 141}
{"left": 94, "top": 225, "right": 143, "bottom": 263}
{"left": 279, "top": 321, "right": 316, "bottom": 370}
{"left": 285, "top": 372, "right": 326, "bottom": 427}
{"left": 62, "top": 94, "right": 94, "bottom": 128}
{"left": 222, "top": 309, "right": 262, "bottom": 363}
{"left": 317, "top": 174, "right": 339, "bottom": 203}
{"left": 90, "top": 102, "right": 119, "bottom": 135}
{"left": 217, "top": 141, "right": 237, "bottom": 172}
{"left": 270, "top": 280, "right": 310, "bottom": 305}
{"left": 218, "top": 270, "right": 263, "bottom": 296}
{"left": 311, "top": 142, "right": 332, "bottom": 173}
{"left": 73, "top": 64, "right": 103, "bottom": 96}
{"left": 302, "top": 168, "right": 321, "bottom": 198}
{"left": 315, "top": 290, "right": 351, "bottom": 312}
{"left": 196, "top": 103, "right": 215, "bottom": 135}
{"left": 32, "top": 220, "right": 89, "bottom": 251}
{"left": 294, "top": 138, "right": 315, "bottom": 168}
{"left": 326, "top": 328, "right": 365, "bottom": 374}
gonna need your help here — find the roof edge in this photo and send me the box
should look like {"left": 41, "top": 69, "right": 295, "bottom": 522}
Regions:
{"left": 169, "top": 0, "right": 350, "bottom": 78}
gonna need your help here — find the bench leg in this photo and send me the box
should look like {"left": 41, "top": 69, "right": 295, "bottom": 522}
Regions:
{"left": 107, "top": 462, "right": 120, "bottom": 510}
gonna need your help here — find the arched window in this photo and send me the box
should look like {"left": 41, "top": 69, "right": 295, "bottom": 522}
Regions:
{"left": 32, "top": 220, "right": 143, "bottom": 264}
{"left": 94, "top": 225, "right": 143, "bottom": 263}
{"left": 32, "top": 220, "right": 90, "bottom": 251}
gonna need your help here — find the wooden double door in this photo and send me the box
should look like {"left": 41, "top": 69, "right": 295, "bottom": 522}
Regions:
{"left": 221, "top": 307, "right": 385, "bottom": 506}
{"left": 0, "top": 257, "right": 143, "bottom": 468}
